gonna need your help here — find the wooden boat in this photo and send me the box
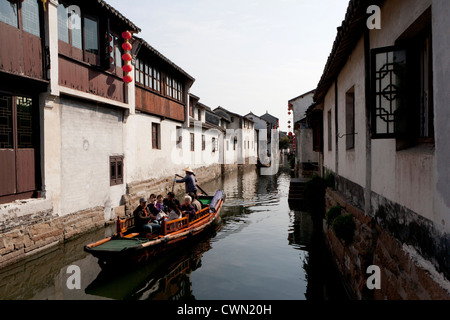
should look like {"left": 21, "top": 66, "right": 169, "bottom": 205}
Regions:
{"left": 84, "top": 190, "right": 224, "bottom": 269}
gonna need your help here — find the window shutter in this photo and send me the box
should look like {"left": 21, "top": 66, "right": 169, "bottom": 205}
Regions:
{"left": 100, "top": 17, "right": 111, "bottom": 70}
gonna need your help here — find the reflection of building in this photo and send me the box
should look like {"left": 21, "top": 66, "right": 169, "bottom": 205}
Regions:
{"left": 307, "top": 0, "right": 450, "bottom": 299}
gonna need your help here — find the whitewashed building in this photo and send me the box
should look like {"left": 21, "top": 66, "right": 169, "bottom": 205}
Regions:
{"left": 289, "top": 90, "right": 319, "bottom": 177}
{"left": 308, "top": 0, "right": 450, "bottom": 299}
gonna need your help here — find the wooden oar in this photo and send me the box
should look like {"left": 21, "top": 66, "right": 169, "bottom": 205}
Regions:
{"left": 172, "top": 174, "right": 177, "bottom": 193}
{"left": 175, "top": 174, "right": 209, "bottom": 196}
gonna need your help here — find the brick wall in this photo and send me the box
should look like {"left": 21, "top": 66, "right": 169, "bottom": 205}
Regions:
{"left": 324, "top": 188, "right": 450, "bottom": 300}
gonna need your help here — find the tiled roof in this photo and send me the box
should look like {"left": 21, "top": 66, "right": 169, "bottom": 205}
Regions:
{"left": 314, "top": 0, "right": 384, "bottom": 103}
{"left": 97, "top": 0, "right": 141, "bottom": 33}
{"left": 134, "top": 36, "right": 195, "bottom": 82}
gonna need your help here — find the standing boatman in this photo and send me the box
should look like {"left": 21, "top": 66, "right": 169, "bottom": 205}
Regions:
{"left": 175, "top": 167, "right": 198, "bottom": 195}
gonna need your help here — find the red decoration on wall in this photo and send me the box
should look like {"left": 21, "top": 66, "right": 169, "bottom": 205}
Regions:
{"left": 121, "top": 31, "right": 133, "bottom": 84}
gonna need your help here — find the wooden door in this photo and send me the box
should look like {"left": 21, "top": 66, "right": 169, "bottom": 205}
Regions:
{"left": 0, "top": 95, "right": 37, "bottom": 199}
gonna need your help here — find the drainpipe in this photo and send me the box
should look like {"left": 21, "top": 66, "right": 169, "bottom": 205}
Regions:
{"left": 364, "top": 28, "right": 372, "bottom": 216}
{"left": 335, "top": 79, "right": 339, "bottom": 176}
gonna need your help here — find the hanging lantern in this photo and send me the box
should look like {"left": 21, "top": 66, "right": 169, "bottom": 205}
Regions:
{"left": 121, "top": 31, "right": 133, "bottom": 84}
{"left": 288, "top": 132, "right": 293, "bottom": 137}
{"left": 122, "top": 31, "right": 132, "bottom": 40}
{"left": 288, "top": 112, "right": 291, "bottom": 116}
{"left": 122, "top": 53, "right": 132, "bottom": 62}
{"left": 123, "top": 75, "right": 133, "bottom": 83}
{"left": 122, "top": 64, "right": 133, "bottom": 73}
{"left": 122, "top": 42, "right": 132, "bottom": 51}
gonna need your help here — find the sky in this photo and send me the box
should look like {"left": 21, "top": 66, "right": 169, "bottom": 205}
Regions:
{"left": 107, "top": 0, "right": 350, "bottom": 132}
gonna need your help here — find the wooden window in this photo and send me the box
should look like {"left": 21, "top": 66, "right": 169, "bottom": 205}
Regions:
{"left": 0, "top": 0, "right": 19, "bottom": 28}
{"left": 152, "top": 123, "right": 161, "bottom": 150}
{"left": 371, "top": 46, "right": 406, "bottom": 139}
{"left": 202, "top": 135, "right": 206, "bottom": 151}
{"left": 190, "top": 133, "right": 195, "bottom": 152}
{"left": 22, "top": 0, "right": 40, "bottom": 37}
{"left": 110, "top": 156, "right": 124, "bottom": 186}
{"left": 346, "top": 87, "right": 355, "bottom": 150}
{"left": 57, "top": 2, "right": 101, "bottom": 64}
{"left": 371, "top": 39, "right": 433, "bottom": 147}
{"left": 84, "top": 16, "right": 98, "bottom": 55}
{"left": 0, "top": 0, "right": 41, "bottom": 36}
{"left": 164, "top": 75, "right": 183, "bottom": 102}
{"left": 57, "top": 2, "right": 69, "bottom": 43}
{"left": 135, "top": 58, "right": 161, "bottom": 93}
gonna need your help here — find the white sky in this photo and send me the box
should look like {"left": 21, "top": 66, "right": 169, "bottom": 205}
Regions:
{"left": 107, "top": 0, "right": 350, "bottom": 131}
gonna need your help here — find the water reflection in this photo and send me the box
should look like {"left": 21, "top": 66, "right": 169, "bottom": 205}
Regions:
{"left": 0, "top": 158, "right": 347, "bottom": 300}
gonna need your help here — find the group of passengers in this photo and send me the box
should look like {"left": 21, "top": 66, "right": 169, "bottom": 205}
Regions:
{"left": 132, "top": 167, "right": 202, "bottom": 238}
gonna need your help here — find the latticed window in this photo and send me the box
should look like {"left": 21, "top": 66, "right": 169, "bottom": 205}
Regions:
{"left": 370, "top": 14, "right": 433, "bottom": 148}
{"left": 371, "top": 46, "right": 407, "bottom": 139}
{"left": 110, "top": 156, "right": 124, "bottom": 186}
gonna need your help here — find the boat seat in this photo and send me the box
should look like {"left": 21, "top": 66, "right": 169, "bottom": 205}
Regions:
{"left": 123, "top": 233, "right": 140, "bottom": 239}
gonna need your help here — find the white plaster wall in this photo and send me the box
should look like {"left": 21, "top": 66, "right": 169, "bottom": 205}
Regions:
{"left": 432, "top": 0, "right": 450, "bottom": 232}
{"left": 336, "top": 37, "right": 366, "bottom": 188}
{"left": 184, "top": 124, "right": 222, "bottom": 169}
{"left": 43, "top": 99, "right": 62, "bottom": 215}
{"left": 369, "top": 1, "right": 435, "bottom": 220}
{"left": 321, "top": 0, "right": 437, "bottom": 221}
{"left": 323, "top": 84, "right": 335, "bottom": 173}
{"left": 125, "top": 113, "right": 187, "bottom": 183}
{"left": 298, "top": 128, "right": 317, "bottom": 165}
{"left": 370, "top": 0, "right": 432, "bottom": 49}
{"left": 292, "top": 92, "right": 314, "bottom": 124}
{"left": 59, "top": 99, "right": 126, "bottom": 217}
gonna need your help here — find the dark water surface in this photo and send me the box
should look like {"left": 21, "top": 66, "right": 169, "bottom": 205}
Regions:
{"left": 0, "top": 159, "right": 347, "bottom": 300}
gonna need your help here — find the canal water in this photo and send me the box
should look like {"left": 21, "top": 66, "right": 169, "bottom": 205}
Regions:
{"left": 0, "top": 158, "right": 347, "bottom": 300}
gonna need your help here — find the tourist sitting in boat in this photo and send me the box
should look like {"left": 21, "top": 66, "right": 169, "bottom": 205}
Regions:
{"left": 174, "top": 167, "right": 198, "bottom": 195}
{"left": 155, "top": 195, "right": 165, "bottom": 213}
{"left": 180, "top": 195, "right": 196, "bottom": 221}
{"left": 147, "top": 194, "right": 159, "bottom": 215}
{"left": 167, "top": 201, "right": 181, "bottom": 222}
{"left": 189, "top": 192, "right": 202, "bottom": 213}
{"left": 133, "top": 198, "right": 161, "bottom": 237}
{"left": 163, "top": 192, "right": 176, "bottom": 212}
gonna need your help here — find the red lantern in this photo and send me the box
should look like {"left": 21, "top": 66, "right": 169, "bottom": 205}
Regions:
{"left": 122, "top": 53, "right": 132, "bottom": 62}
{"left": 122, "top": 42, "right": 132, "bottom": 51}
{"left": 122, "top": 31, "right": 132, "bottom": 40}
{"left": 288, "top": 112, "right": 291, "bottom": 115}
{"left": 122, "top": 64, "right": 133, "bottom": 73}
{"left": 123, "top": 75, "right": 133, "bottom": 83}
{"left": 288, "top": 132, "right": 293, "bottom": 137}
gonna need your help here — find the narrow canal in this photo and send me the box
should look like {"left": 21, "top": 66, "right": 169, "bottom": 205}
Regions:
{"left": 0, "top": 158, "right": 347, "bottom": 300}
